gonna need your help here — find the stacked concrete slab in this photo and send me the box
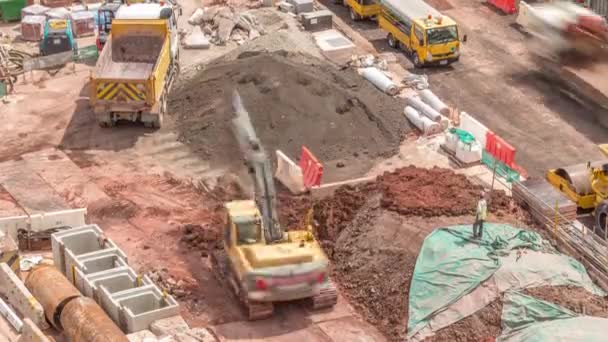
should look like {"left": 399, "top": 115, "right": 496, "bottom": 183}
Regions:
{"left": 52, "top": 225, "right": 179, "bottom": 333}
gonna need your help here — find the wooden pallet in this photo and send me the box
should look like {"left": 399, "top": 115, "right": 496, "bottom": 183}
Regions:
{"left": 440, "top": 144, "right": 481, "bottom": 169}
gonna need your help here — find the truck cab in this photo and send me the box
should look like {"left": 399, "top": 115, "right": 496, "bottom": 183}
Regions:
{"left": 380, "top": 12, "right": 461, "bottom": 67}
{"left": 345, "top": 0, "right": 381, "bottom": 21}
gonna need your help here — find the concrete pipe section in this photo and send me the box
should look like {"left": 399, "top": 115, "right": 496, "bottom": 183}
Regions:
{"left": 25, "top": 265, "right": 81, "bottom": 330}
{"left": 61, "top": 297, "right": 128, "bottom": 342}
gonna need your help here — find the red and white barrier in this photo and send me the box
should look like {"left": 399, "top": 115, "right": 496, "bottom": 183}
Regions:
{"left": 300, "top": 146, "right": 324, "bottom": 189}
{"left": 275, "top": 150, "right": 306, "bottom": 194}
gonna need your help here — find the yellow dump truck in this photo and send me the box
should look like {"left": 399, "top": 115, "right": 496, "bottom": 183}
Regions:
{"left": 377, "top": 0, "right": 462, "bottom": 67}
{"left": 344, "top": 0, "right": 381, "bottom": 21}
{"left": 90, "top": 3, "right": 180, "bottom": 128}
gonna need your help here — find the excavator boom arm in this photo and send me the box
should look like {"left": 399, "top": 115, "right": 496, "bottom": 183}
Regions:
{"left": 232, "top": 91, "right": 283, "bottom": 242}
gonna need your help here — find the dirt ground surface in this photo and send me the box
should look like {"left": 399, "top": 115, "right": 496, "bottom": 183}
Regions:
{"left": 168, "top": 50, "right": 408, "bottom": 183}
{"left": 319, "top": 0, "right": 606, "bottom": 177}
{"left": 308, "top": 166, "right": 527, "bottom": 341}
{"left": 0, "top": 3, "right": 393, "bottom": 341}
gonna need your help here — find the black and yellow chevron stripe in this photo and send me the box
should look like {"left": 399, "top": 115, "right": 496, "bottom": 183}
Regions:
{"left": 96, "top": 82, "right": 146, "bottom": 102}
{"left": 1, "top": 249, "right": 20, "bottom": 274}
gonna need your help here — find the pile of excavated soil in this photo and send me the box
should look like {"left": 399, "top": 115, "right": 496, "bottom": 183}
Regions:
{"left": 428, "top": 299, "right": 503, "bottom": 342}
{"left": 310, "top": 166, "right": 518, "bottom": 340}
{"left": 168, "top": 51, "right": 408, "bottom": 181}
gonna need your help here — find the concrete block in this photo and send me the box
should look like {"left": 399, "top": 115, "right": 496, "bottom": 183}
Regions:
{"left": 0, "top": 215, "right": 28, "bottom": 241}
{"left": 278, "top": 1, "right": 295, "bottom": 13}
{"left": 459, "top": 112, "right": 488, "bottom": 150}
{"left": 29, "top": 208, "right": 86, "bottom": 233}
{"left": 98, "top": 285, "right": 158, "bottom": 326}
{"left": 301, "top": 10, "right": 333, "bottom": 32}
{"left": 52, "top": 224, "right": 126, "bottom": 276}
{"left": 288, "top": 0, "right": 313, "bottom": 14}
{"left": 150, "top": 316, "right": 189, "bottom": 336}
{"left": 275, "top": 150, "right": 305, "bottom": 194}
{"left": 71, "top": 249, "right": 129, "bottom": 293}
{"left": 17, "top": 318, "right": 51, "bottom": 342}
{"left": 83, "top": 267, "right": 151, "bottom": 300}
{"left": 0, "top": 263, "right": 48, "bottom": 330}
{"left": 111, "top": 286, "right": 180, "bottom": 333}
{"left": 127, "top": 329, "right": 158, "bottom": 342}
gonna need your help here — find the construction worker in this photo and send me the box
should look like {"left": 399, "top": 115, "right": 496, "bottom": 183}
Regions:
{"left": 473, "top": 191, "right": 487, "bottom": 239}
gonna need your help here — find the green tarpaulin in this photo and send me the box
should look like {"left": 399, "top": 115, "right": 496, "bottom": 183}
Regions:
{"left": 499, "top": 291, "right": 608, "bottom": 342}
{"left": 407, "top": 224, "right": 604, "bottom": 339}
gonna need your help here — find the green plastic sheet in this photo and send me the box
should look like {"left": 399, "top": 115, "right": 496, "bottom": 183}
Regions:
{"left": 407, "top": 224, "right": 604, "bottom": 338}
{"left": 499, "top": 292, "right": 608, "bottom": 342}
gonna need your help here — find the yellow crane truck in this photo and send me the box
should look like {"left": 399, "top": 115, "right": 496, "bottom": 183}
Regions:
{"left": 344, "top": 0, "right": 381, "bottom": 21}
{"left": 377, "top": 0, "right": 463, "bottom": 67}
{"left": 90, "top": 2, "right": 180, "bottom": 128}
{"left": 211, "top": 92, "right": 338, "bottom": 320}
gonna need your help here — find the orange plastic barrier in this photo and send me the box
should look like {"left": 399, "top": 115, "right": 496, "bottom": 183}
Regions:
{"left": 485, "top": 131, "right": 516, "bottom": 168}
{"left": 488, "top": 0, "right": 517, "bottom": 14}
{"left": 299, "top": 146, "right": 323, "bottom": 188}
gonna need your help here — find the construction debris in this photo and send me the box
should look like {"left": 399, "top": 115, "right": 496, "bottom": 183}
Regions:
{"left": 183, "top": 26, "right": 210, "bottom": 49}
{"left": 185, "top": 6, "right": 266, "bottom": 46}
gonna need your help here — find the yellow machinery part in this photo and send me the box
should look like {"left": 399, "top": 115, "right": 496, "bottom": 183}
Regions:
{"left": 598, "top": 144, "right": 608, "bottom": 157}
{"left": 546, "top": 169, "right": 597, "bottom": 209}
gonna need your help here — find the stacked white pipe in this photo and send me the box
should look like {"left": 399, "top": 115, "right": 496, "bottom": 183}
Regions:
{"left": 361, "top": 67, "right": 399, "bottom": 96}
{"left": 404, "top": 106, "right": 442, "bottom": 135}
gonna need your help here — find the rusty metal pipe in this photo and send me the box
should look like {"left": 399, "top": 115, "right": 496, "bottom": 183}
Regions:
{"left": 60, "top": 297, "right": 128, "bottom": 342}
{"left": 25, "top": 265, "right": 81, "bottom": 330}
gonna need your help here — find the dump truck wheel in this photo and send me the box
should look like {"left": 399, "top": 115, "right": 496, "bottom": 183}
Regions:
{"left": 387, "top": 34, "right": 397, "bottom": 49}
{"left": 349, "top": 8, "right": 360, "bottom": 21}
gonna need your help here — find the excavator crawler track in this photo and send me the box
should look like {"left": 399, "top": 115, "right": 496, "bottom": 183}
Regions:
{"left": 311, "top": 281, "right": 338, "bottom": 310}
{"left": 210, "top": 249, "right": 274, "bottom": 320}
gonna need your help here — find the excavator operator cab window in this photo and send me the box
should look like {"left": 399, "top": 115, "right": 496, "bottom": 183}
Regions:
{"left": 237, "top": 222, "right": 261, "bottom": 245}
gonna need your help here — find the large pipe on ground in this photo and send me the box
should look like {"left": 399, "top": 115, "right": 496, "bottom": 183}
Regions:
{"left": 60, "top": 297, "right": 128, "bottom": 342}
{"left": 405, "top": 95, "right": 442, "bottom": 122}
{"left": 361, "top": 67, "right": 399, "bottom": 96}
{"left": 419, "top": 89, "right": 450, "bottom": 115}
{"left": 25, "top": 265, "right": 81, "bottom": 330}
{"left": 404, "top": 106, "right": 441, "bottom": 135}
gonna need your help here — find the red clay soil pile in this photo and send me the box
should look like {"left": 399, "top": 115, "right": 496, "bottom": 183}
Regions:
{"left": 309, "top": 166, "right": 517, "bottom": 341}
{"left": 428, "top": 299, "right": 503, "bottom": 342}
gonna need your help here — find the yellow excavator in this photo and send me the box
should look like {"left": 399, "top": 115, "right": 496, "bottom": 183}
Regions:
{"left": 210, "top": 91, "right": 337, "bottom": 320}
{"left": 547, "top": 154, "right": 608, "bottom": 238}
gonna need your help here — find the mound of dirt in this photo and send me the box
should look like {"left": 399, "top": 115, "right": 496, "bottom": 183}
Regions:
{"left": 168, "top": 51, "right": 408, "bottom": 181}
{"left": 309, "top": 166, "right": 522, "bottom": 340}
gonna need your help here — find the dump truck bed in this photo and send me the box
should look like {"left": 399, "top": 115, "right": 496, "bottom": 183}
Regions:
{"left": 95, "top": 34, "right": 163, "bottom": 80}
